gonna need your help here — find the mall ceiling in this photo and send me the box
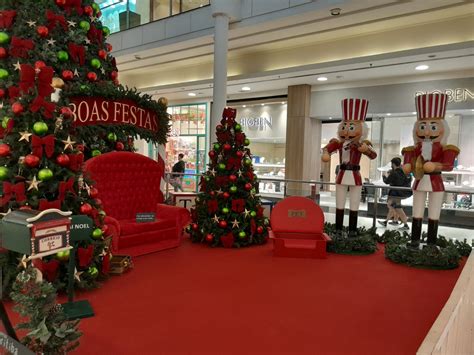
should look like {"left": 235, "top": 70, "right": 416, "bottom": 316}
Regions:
{"left": 110, "top": 0, "right": 474, "bottom": 102}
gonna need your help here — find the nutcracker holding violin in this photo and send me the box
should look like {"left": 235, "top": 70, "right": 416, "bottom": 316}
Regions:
{"left": 322, "top": 98, "right": 377, "bottom": 234}
{"left": 402, "top": 93, "right": 459, "bottom": 247}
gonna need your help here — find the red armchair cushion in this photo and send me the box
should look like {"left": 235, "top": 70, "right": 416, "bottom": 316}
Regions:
{"left": 120, "top": 218, "right": 176, "bottom": 236}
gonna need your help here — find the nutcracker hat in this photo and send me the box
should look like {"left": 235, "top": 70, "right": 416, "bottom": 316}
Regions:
{"left": 415, "top": 93, "right": 448, "bottom": 120}
{"left": 341, "top": 98, "right": 369, "bottom": 121}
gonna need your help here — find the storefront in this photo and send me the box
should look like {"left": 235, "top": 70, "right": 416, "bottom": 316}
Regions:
{"left": 165, "top": 103, "right": 208, "bottom": 192}
{"left": 233, "top": 100, "right": 288, "bottom": 195}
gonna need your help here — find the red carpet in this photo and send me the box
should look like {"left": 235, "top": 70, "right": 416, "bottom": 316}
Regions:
{"left": 7, "top": 240, "right": 463, "bottom": 354}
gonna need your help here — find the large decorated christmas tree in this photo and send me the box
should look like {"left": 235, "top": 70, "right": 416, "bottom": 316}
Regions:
{"left": 189, "top": 108, "right": 269, "bottom": 247}
{"left": 0, "top": 0, "right": 169, "bottom": 290}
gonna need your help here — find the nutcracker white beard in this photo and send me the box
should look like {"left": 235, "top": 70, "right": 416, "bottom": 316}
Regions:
{"left": 421, "top": 140, "right": 433, "bottom": 161}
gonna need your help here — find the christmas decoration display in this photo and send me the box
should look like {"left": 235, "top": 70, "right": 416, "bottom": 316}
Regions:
{"left": 401, "top": 93, "right": 460, "bottom": 247}
{"left": 0, "top": 0, "right": 169, "bottom": 292}
{"left": 10, "top": 267, "right": 82, "bottom": 353}
{"left": 322, "top": 98, "right": 377, "bottom": 234}
{"left": 188, "top": 108, "right": 268, "bottom": 247}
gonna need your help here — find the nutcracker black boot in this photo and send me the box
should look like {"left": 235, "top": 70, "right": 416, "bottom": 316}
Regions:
{"left": 427, "top": 219, "right": 439, "bottom": 245}
{"left": 335, "top": 208, "right": 344, "bottom": 231}
{"left": 408, "top": 218, "right": 422, "bottom": 248}
{"left": 349, "top": 210, "right": 358, "bottom": 237}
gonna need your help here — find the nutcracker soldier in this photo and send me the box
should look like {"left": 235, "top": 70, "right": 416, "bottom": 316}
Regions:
{"left": 322, "top": 98, "right": 377, "bottom": 233}
{"left": 402, "top": 93, "right": 459, "bottom": 247}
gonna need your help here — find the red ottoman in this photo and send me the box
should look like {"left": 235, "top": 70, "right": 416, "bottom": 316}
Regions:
{"left": 270, "top": 196, "right": 331, "bottom": 259}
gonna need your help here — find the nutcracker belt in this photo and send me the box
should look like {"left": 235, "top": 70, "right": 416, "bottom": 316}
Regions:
{"left": 340, "top": 164, "right": 360, "bottom": 171}
{"left": 426, "top": 172, "right": 441, "bottom": 175}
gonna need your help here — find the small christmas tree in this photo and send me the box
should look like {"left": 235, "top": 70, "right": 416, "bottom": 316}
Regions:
{"left": 10, "top": 267, "right": 82, "bottom": 354}
{"left": 189, "top": 108, "right": 269, "bottom": 247}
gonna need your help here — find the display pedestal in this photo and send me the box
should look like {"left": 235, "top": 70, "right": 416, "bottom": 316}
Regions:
{"left": 62, "top": 300, "right": 94, "bottom": 320}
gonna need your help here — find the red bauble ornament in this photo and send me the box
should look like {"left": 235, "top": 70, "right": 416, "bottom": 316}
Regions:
{"left": 236, "top": 151, "right": 243, "bottom": 158}
{"left": 191, "top": 223, "right": 198, "bottom": 231}
{"left": 0, "top": 47, "right": 7, "bottom": 59}
{"left": 84, "top": 5, "right": 93, "bottom": 16}
{"left": 12, "top": 102, "right": 24, "bottom": 115}
{"left": 209, "top": 191, "right": 216, "bottom": 197}
{"left": 60, "top": 107, "right": 73, "bottom": 118}
{"left": 89, "top": 187, "right": 99, "bottom": 198}
{"left": 110, "top": 71, "right": 118, "bottom": 80}
{"left": 24, "top": 154, "right": 40, "bottom": 168}
{"left": 55, "top": 0, "right": 67, "bottom": 5}
{"left": 94, "top": 198, "right": 103, "bottom": 207}
{"left": 36, "top": 26, "right": 49, "bottom": 38}
{"left": 229, "top": 175, "right": 237, "bottom": 182}
{"left": 245, "top": 183, "right": 252, "bottom": 191}
{"left": 62, "top": 70, "right": 74, "bottom": 80}
{"left": 115, "top": 142, "right": 125, "bottom": 150}
{"left": 0, "top": 143, "right": 11, "bottom": 157}
{"left": 216, "top": 124, "right": 224, "bottom": 131}
{"left": 219, "top": 220, "right": 227, "bottom": 228}
{"left": 0, "top": 89, "right": 5, "bottom": 98}
{"left": 205, "top": 234, "right": 213, "bottom": 242}
{"left": 257, "top": 226, "right": 264, "bottom": 234}
{"left": 56, "top": 154, "right": 70, "bottom": 167}
{"left": 208, "top": 150, "right": 216, "bottom": 159}
{"left": 76, "top": 144, "right": 85, "bottom": 152}
{"left": 87, "top": 72, "right": 97, "bottom": 81}
{"left": 80, "top": 203, "right": 93, "bottom": 215}
{"left": 19, "top": 205, "right": 32, "bottom": 210}
{"left": 106, "top": 43, "right": 113, "bottom": 52}
{"left": 222, "top": 192, "right": 230, "bottom": 199}
{"left": 34, "top": 61, "right": 46, "bottom": 70}
{"left": 223, "top": 144, "right": 231, "bottom": 151}
{"left": 98, "top": 49, "right": 107, "bottom": 60}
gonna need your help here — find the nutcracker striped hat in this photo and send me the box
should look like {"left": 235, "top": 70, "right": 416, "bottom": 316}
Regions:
{"left": 415, "top": 93, "right": 448, "bottom": 120}
{"left": 341, "top": 98, "right": 369, "bottom": 121}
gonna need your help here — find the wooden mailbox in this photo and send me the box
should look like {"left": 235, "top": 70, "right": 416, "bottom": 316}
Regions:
{"left": 0, "top": 209, "right": 72, "bottom": 258}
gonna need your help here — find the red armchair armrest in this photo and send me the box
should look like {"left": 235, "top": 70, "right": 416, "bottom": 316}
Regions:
{"left": 104, "top": 215, "right": 121, "bottom": 253}
{"left": 156, "top": 203, "right": 191, "bottom": 233}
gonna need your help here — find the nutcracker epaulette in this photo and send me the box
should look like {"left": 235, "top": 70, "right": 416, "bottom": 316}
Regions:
{"left": 443, "top": 144, "right": 460, "bottom": 154}
{"left": 329, "top": 138, "right": 340, "bottom": 144}
{"left": 401, "top": 146, "right": 415, "bottom": 153}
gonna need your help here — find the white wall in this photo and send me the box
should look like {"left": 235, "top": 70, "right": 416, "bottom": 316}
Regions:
{"left": 459, "top": 115, "right": 474, "bottom": 168}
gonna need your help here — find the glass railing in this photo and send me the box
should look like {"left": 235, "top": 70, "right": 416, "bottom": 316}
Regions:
{"left": 99, "top": 0, "right": 211, "bottom": 34}
{"left": 164, "top": 172, "right": 474, "bottom": 243}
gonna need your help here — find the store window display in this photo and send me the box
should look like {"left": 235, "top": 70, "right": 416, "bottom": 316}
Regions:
{"left": 236, "top": 102, "right": 287, "bottom": 196}
{"left": 166, "top": 104, "right": 207, "bottom": 192}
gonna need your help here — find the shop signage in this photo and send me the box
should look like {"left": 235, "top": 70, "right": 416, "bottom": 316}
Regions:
{"left": 239, "top": 115, "right": 273, "bottom": 131}
{"left": 0, "top": 332, "right": 33, "bottom": 355}
{"left": 70, "top": 97, "right": 159, "bottom": 132}
{"left": 415, "top": 88, "right": 474, "bottom": 103}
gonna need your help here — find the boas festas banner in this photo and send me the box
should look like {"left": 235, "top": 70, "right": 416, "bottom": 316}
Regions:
{"left": 70, "top": 97, "right": 159, "bottom": 132}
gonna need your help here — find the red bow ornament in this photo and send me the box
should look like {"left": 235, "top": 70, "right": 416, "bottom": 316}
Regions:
{"left": 207, "top": 199, "right": 218, "bottom": 214}
{"left": 250, "top": 219, "right": 257, "bottom": 234}
{"left": 235, "top": 132, "right": 245, "bottom": 145}
{"left": 101, "top": 253, "right": 111, "bottom": 274}
{"left": 256, "top": 205, "right": 264, "bottom": 218}
{"left": 20, "top": 65, "right": 54, "bottom": 97}
{"left": 7, "top": 86, "right": 21, "bottom": 102}
{"left": 9, "top": 36, "right": 34, "bottom": 58}
{"left": 215, "top": 176, "right": 229, "bottom": 186}
{"left": 46, "top": 10, "right": 67, "bottom": 31}
{"left": 1, "top": 182, "right": 26, "bottom": 206}
{"left": 30, "top": 96, "right": 56, "bottom": 118}
{"left": 0, "top": 10, "right": 16, "bottom": 29}
{"left": 38, "top": 199, "right": 61, "bottom": 211}
{"left": 222, "top": 107, "right": 236, "bottom": 119}
{"left": 226, "top": 157, "right": 242, "bottom": 170}
{"left": 33, "top": 259, "right": 60, "bottom": 282}
{"left": 58, "top": 177, "right": 76, "bottom": 201}
{"left": 68, "top": 42, "right": 85, "bottom": 66}
{"left": 68, "top": 153, "right": 84, "bottom": 172}
{"left": 88, "top": 25, "right": 103, "bottom": 46}
{"left": 216, "top": 131, "right": 230, "bottom": 143}
{"left": 78, "top": 245, "right": 94, "bottom": 268}
{"left": 60, "top": 0, "right": 84, "bottom": 15}
{"left": 232, "top": 199, "right": 245, "bottom": 213}
{"left": 31, "top": 135, "right": 55, "bottom": 158}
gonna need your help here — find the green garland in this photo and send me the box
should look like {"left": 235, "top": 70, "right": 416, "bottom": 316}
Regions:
{"left": 324, "top": 223, "right": 378, "bottom": 255}
{"left": 63, "top": 82, "right": 170, "bottom": 145}
{"left": 383, "top": 230, "right": 471, "bottom": 269}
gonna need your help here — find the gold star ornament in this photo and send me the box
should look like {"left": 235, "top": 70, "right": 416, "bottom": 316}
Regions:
{"left": 62, "top": 136, "right": 76, "bottom": 150}
{"left": 18, "top": 131, "right": 32, "bottom": 142}
{"left": 27, "top": 176, "right": 41, "bottom": 191}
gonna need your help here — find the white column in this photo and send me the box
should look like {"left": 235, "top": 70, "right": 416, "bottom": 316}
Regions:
{"left": 212, "top": 12, "right": 230, "bottom": 128}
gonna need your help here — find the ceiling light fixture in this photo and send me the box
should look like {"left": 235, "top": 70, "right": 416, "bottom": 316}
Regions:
{"left": 330, "top": 8, "right": 341, "bottom": 16}
{"left": 243, "top": 105, "right": 246, "bottom": 108}
{"left": 317, "top": 76, "right": 328, "bottom": 81}
{"left": 412, "top": 112, "right": 417, "bottom": 115}
{"left": 241, "top": 86, "right": 251, "bottom": 91}
{"left": 188, "top": 92, "right": 196, "bottom": 97}
{"left": 281, "top": 102, "right": 286, "bottom": 105}
{"left": 261, "top": 103, "right": 264, "bottom": 106}
{"left": 415, "top": 64, "right": 429, "bottom": 71}
{"left": 329, "top": 117, "right": 333, "bottom": 120}
{"left": 386, "top": 113, "right": 391, "bottom": 116}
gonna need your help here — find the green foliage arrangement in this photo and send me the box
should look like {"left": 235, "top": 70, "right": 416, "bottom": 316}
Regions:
{"left": 324, "top": 223, "right": 378, "bottom": 255}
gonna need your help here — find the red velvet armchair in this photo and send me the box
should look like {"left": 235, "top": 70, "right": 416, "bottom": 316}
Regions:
{"left": 83, "top": 151, "right": 190, "bottom": 256}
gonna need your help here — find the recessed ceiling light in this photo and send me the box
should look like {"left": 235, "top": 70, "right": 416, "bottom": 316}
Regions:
{"left": 241, "top": 86, "right": 251, "bottom": 91}
{"left": 243, "top": 105, "right": 246, "bottom": 108}
{"left": 415, "top": 64, "right": 429, "bottom": 71}
{"left": 412, "top": 112, "right": 417, "bottom": 115}
{"left": 471, "top": 109, "right": 474, "bottom": 112}
{"left": 386, "top": 113, "right": 391, "bottom": 116}
{"left": 281, "top": 102, "right": 286, "bottom": 105}
{"left": 261, "top": 103, "right": 264, "bottom": 106}
{"left": 329, "top": 117, "right": 333, "bottom": 120}
{"left": 188, "top": 92, "right": 196, "bottom": 97}
{"left": 317, "top": 77, "right": 328, "bottom": 81}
